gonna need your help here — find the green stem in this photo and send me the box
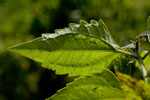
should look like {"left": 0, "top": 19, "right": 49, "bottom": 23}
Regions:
{"left": 137, "top": 56, "right": 148, "bottom": 82}
{"left": 142, "top": 49, "right": 150, "bottom": 60}
{"left": 135, "top": 42, "right": 148, "bottom": 82}
{"left": 117, "top": 44, "right": 148, "bottom": 82}
{"left": 117, "top": 50, "right": 138, "bottom": 59}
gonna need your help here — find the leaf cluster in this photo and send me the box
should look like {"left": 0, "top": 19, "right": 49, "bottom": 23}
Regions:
{"left": 8, "top": 17, "right": 150, "bottom": 100}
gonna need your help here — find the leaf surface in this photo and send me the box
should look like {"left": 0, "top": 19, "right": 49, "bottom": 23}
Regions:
{"left": 113, "top": 55, "right": 134, "bottom": 75}
{"left": 9, "top": 20, "right": 121, "bottom": 76}
{"left": 117, "top": 72, "right": 150, "bottom": 100}
{"left": 47, "top": 70, "right": 125, "bottom": 100}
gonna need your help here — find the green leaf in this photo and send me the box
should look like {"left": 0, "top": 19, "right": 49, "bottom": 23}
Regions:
{"left": 117, "top": 72, "right": 150, "bottom": 100}
{"left": 113, "top": 55, "right": 134, "bottom": 75}
{"left": 9, "top": 19, "right": 121, "bottom": 76}
{"left": 147, "top": 16, "right": 150, "bottom": 43}
{"left": 47, "top": 69, "right": 125, "bottom": 100}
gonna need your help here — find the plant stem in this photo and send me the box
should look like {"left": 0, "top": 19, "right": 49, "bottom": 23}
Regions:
{"left": 117, "top": 50, "right": 138, "bottom": 59}
{"left": 118, "top": 43, "right": 148, "bottom": 82}
{"left": 142, "top": 49, "right": 150, "bottom": 59}
{"left": 137, "top": 56, "right": 148, "bottom": 82}
{"left": 135, "top": 42, "right": 148, "bottom": 82}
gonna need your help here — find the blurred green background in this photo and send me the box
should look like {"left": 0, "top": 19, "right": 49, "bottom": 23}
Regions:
{"left": 0, "top": 0, "right": 150, "bottom": 100}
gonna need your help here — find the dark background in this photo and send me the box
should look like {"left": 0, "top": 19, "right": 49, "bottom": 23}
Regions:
{"left": 0, "top": 0, "right": 150, "bottom": 100}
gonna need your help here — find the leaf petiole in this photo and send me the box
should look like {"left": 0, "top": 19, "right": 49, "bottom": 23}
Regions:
{"left": 142, "top": 49, "right": 150, "bottom": 60}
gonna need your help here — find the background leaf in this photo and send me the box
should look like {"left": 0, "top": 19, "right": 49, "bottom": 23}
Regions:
{"left": 117, "top": 72, "right": 150, "bottom": 100}
{"left": 1, "top": 1, "right": 150, "bottom": 100}
{"left": 9, "top": 20, "right": 121, "bottom": 76}
{"left": 47, "top": 69, "right": 125, "bottom": 100}
{"left": 113, "top": 55, "right": 135, "bottom": 75}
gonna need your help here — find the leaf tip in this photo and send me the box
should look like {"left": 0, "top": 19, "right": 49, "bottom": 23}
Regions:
{"left": 7, "top": 45, "right": 16, "bottom": 51}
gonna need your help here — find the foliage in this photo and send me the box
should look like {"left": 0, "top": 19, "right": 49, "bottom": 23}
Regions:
{"left": 9, "top": 16, "right": 150, "bottom": 100}
{"left": 0, "top": 0, "right": 60, "bottom": 52}
{"left": 2, "top": 0, "right": 150, "bottom": 100}
{"left": 113, "top": 55, "right": 134, "bottom": 75}
{"left": 117, "top": 72, "right": 150, "bottom": 100}
{"left": 72, "top": 0, "right": 150, "bottom": 46}
{"left": 136, "top": 51, "right": 150, "bottom": 70}
{"left": 48, "top": 70, "right": 125, "bottom": 100}
{"left": 9, "top": 20, "right": 121, "bottom": 77}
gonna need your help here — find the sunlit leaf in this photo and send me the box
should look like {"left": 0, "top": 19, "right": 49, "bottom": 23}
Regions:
{"left": 117, "top": 72, "right": 150, "bottom": 100}
{"left": 9, "top": 19, "right": 121, "bottom": 76}
{"left": 47, "top": 70, "right": 125, "bottom": 100}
